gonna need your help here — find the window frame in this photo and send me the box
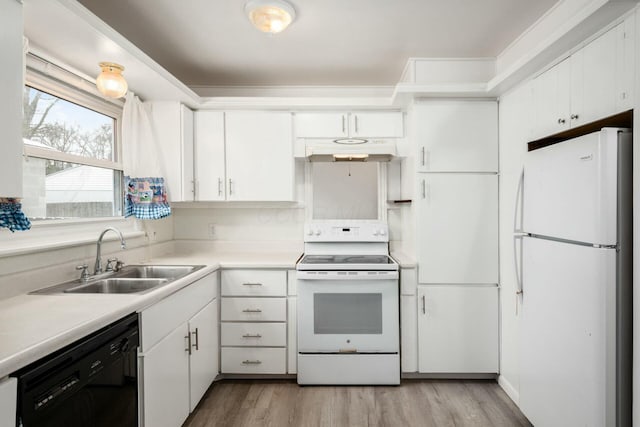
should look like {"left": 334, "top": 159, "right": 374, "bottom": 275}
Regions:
{"left": 23, "top": 59, "right": 126, "bottom": 221}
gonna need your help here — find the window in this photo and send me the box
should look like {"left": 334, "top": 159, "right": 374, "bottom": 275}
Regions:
{"left": 22, "top": 65, "right": 124, "bottom": 220}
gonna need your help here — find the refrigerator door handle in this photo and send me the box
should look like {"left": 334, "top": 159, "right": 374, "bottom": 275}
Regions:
{"left": 513, "top": 168, "right": 526, "bottom": 315}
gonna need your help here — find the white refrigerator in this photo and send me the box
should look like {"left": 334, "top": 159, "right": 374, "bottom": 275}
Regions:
{"left": 517, "top": 128, "right": 632, "bottom": 427}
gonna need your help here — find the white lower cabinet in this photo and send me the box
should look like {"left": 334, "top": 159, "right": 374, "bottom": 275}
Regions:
{"left": 220, "top": 269, "right": 287, "bottom": 375}
{"left": 139, "top": 273, "right": 218, "bottom": 427}
{"left": 142, "top": 323, "right": 191, "bottom": 427}
{"left": 417, "top": 286, "right": 499, "bottom": 373}
{"left": 188, "top": 301, "right": 218, "bottom": 412}
{"left": 401, "top": 295, "right": 418, "bottom": 373}
{"left": 0, "top": 377, "right": 17, "bottom": 427}
{"left": 221, "top": 348, "right": 286, "bottom": 374}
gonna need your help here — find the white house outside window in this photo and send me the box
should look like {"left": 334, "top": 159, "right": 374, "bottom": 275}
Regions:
{"left": 22, "top": 63, "right": 124, "bottom": 220}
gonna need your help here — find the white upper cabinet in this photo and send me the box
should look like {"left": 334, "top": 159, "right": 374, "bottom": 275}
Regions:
{"left": 294, "top": 111, "right": 403, "bottom": 138}
{"left": 533, "top": 58, "right": 572, "bottom": 137}
{"left": 348, "top": 112, "right": 404, "bottom": 138}
{"left": 225, "top": 112, "right": 294, "bottom": 201}
{"left": 416, "top": 173, "right": 498, "bottom": 285}
{"left": 532, "top": 18, "right": 635, "bottom": 139}
{"left": 0, "top": 0, "right": 23, "bottom": 198}
{"left": 414, "top": 101, "right": 498, "bottom": 173}
{"left": 615, "top": 15, "right": 635, "bottom": 112}
{"left": 194, "top": 111, "right": 226, "bottom": 201}
{"left": 150, "top": 102, "right": 195, "bottom": 202}
{"left": 294, "top": 113, "right": 348, "bottom": 138}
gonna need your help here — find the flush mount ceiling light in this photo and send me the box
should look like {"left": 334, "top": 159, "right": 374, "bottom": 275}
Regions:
{"left": 245, "top": 0, "right": 296, "bottom": 34}
{"left": 96, "top": 62, "right": 128, "bottom": 99}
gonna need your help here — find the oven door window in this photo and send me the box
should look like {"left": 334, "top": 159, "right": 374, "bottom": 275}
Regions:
{"left": 314, "top": 293, "right": 382, "bottom": 334}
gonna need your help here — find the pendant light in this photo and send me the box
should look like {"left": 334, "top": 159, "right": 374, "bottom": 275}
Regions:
{"left": 96, "top": 62, "right": 128, "bottom": 98}
{"left": 245, "top": 0, "right": 296, "bottom": 34}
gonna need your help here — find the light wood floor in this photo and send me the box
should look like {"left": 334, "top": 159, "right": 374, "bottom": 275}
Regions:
{"left": 184, "top": 379, "right": 532, "bottom": 427}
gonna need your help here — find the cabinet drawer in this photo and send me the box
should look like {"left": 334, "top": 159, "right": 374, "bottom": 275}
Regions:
{"left": 140, "top": 274, "right": 216, "bottom": 352}
{"left": 221, "top": 297, "right": 286, "bottom": 322}
{"left": 221, "top": 322, "right": 286, "bottom": 347}
{"left": 221, "top": 347, "right": 286, "bottom": 374}
{"left": 221, "top": 270, "right": 286, "bottom": 296}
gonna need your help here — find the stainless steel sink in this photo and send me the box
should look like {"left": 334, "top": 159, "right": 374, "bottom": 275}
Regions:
{"left": 31, "top": 264, "right": 205, "bottom": 295}
{"left": 113, "top": 265, "right": 200, "bottom": 280}
{"left": 64, "top": 278, "right": 169, "bottom": 294}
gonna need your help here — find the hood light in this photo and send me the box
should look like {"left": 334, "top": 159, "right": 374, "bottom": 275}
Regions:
{"left": 96, "top": 62, "right": 128, "bottom": 98}
{"left": 245, "top": 0, "right": 296, "bottom": 34}
{"left": 333, "top": 154, "right": 369, "bottom": 162}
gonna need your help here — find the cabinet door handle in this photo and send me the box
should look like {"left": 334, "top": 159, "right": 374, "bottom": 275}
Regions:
{"left": 570, "top": 114, "right": 579, "bottom": 120}
{"left": 557, "top": 118, "right": 566, "bottom": 124}
{"left": 242, "top": 334, "right": 263, "bottom": 338}
{"left": 421, "top": 179, "right": 426, "bottom": 199}
{"left": 242, "top": 360, "right": 262, "bottom": 365}
{"left": 420, "top": 147, "right": 425, "bottom": 166}
{"left": 354, "top": 115, "right": 359, "bottom": 134}
{"left": 193, "top": 180, "right": 198, "bottom": 199}
{"left": 218, "top": 178, "right": 223, "bottom": 197}
{"left": 228, "top": 178, "right": 233, "bottom": 196}
{"left": 242, "top": 282, "right": 263, "bottom": 286}
{"left": 185, "top": 334, "right": 192, "bottom": 355}
{"left": 422, "top": 295, "right": 426, "bottom": 315}
{"left": 342, "top": 115, "right": 346, "bottom": 134}
{"left": 242, "top": 308, "right": 263, "bottom": 313}
{"left": 191, "top": 328, "right": 199, "bottom": 351}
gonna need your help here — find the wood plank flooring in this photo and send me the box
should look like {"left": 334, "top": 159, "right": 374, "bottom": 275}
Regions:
{"left": 184, "top": 379, "right": 532, "bottom": 427}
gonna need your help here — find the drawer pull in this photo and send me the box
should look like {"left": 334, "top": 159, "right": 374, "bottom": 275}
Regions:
{"left": 242, "top": 282, "right": 263, "bottom": 286}
{"left": 242, "top": 333, "right": 262, "bottom": 338}
{"left": 242, "top": 309, "right": 263, "bottom": 313}
{"left": 242, "top": 360, "right": 262, "bottom": 365}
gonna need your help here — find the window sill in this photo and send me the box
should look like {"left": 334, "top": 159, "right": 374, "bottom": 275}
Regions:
{"left": 0, "top": 217, "right": 146, "bottom": 258}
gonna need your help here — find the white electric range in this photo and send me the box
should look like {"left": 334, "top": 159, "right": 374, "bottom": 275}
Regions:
{"left": 296, "top": 220, "right": 400, "bottom": 385}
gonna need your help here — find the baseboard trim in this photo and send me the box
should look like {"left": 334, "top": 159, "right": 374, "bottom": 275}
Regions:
{"left": 401, "top": 372, "right": 498, "bottom": 380}
{"left": 498, "top": 375, "right": 520, "bottom": 405}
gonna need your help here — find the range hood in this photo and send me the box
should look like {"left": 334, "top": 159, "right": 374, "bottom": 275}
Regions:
{"left": 304, "top": 139, "right": 396, "bottom": 162}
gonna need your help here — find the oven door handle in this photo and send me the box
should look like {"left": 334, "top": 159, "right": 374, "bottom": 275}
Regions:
{"left": 296, "top": 271, "right": 399, "bottom": 280}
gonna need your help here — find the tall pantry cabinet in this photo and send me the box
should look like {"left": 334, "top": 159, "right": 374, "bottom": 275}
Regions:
{"left": 412, "top": 100, "right": 499, "bottom": 374}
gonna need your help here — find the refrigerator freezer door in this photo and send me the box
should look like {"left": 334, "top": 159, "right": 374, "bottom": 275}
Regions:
{"left": 520, "top": 237, "right": 616, "bottom": 427}
{"left": 523, "top": 128, "right": 622, "bottom": 245}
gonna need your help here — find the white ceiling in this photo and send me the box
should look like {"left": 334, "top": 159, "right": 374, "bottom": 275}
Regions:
{"left": 75, "top": 0, "right": 558, "bottom": 87}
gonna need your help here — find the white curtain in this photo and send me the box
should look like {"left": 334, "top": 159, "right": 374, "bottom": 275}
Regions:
{"left": 121, "top": 92, "right": 164, "bottom": 177}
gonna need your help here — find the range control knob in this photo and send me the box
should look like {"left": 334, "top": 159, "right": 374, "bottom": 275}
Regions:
{"left": 373, "top": 230, "right": 380, "bottom": 236}
{"left": 314, "top": 229, "right": 321, "bottom": 236}
{"left": 306, "top": 229, "right": 313, "bottom": 236}
{"left": 378, "top": 229, "right": 386, "bottom": 236}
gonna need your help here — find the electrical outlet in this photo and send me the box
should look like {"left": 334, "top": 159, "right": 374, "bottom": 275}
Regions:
{"left": 208, "top": 223, "right": 216, "bottom": 238}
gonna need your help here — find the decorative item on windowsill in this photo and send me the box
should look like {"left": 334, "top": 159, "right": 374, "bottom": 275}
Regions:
{"left": 125, "top": 177, "right": 171, "bottom": 220}
{"left": 96, "top": 62, "right": 128, "bottom": 99}
{"left": 0, "top": 198, "right": 31, "bottom": 232}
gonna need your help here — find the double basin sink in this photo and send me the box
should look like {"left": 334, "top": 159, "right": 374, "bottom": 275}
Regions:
{"left": 33, "top": 265, "right": 205, "bottom": 295}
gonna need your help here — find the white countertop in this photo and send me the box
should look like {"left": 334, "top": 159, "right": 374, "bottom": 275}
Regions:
{"left": 0, "top": 250, "right": 300, "bottom": 379}
{"left": 390, "top": 251, "right": 417, "bottom": 268}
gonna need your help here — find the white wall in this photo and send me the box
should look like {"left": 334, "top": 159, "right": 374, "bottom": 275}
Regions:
{"left": 173, "top": 207, "right": 305, "bottom": 242}
{"left": 497, "top": 81, "right": 533, "bottom": 402}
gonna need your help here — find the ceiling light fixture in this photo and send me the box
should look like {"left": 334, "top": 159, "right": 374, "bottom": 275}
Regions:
{"left": 245, "top": 0, "right": 296, "bottom": 34}
{"left": 96, "top": 62, "right": 128, "bottom": 98}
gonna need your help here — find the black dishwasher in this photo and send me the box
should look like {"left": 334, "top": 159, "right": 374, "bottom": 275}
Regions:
{"left": 13, "top": 313, "right": 139, "bottom": 427}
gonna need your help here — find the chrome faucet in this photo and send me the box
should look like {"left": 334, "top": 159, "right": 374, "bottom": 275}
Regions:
{"left": 94, "top": 227, "right": 126, "bottom": 274}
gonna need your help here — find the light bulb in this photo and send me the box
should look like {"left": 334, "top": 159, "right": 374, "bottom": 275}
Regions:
{"left": 96, "top": 62, "right": 128, "bottom": 98}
